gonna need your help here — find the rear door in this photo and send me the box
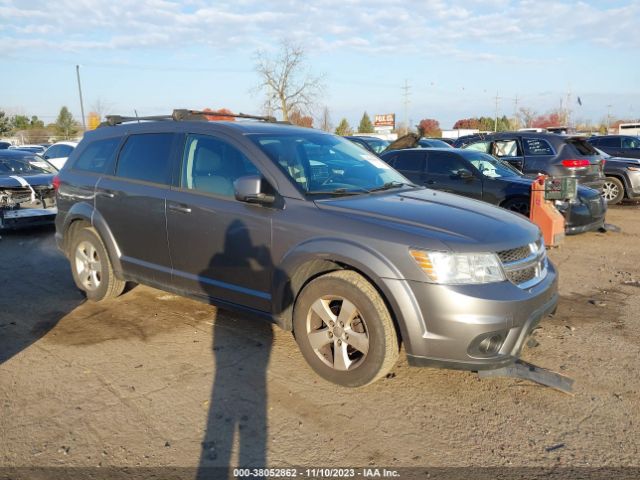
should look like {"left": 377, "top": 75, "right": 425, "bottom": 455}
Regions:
{"left": 166, "top": 132, "right": 274, "bottom": 312}
{"left": 520, "top": 137, "right": 556, "bottom": 174}
{"left": 95, "top": 132, "right": 179, "bottom": 286}
{"left": 424, "top": 151, "right": 482, "bottom": 200}
{"left": 384, "top": 150, "right": 426, "bottom": 184}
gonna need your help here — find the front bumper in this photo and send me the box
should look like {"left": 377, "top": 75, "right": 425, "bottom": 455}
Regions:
{"left": 0, "top": 207, "right": 57, "bottom": 229}
{"left": 562, "top": 195, "right": 607, "bottom": 235}
{"left": 386, "top": 262, "right": 558, "bottom": 371}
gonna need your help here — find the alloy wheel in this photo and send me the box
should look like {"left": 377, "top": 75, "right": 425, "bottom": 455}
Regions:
{"left": 74, "top": 241, "right": 102, "bottom": 291}
{"left": 305, "top": 296, "right": 369, "bottom": 371}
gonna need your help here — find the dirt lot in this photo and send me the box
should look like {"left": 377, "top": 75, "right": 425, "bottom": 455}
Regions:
{"left": 1, "top": 204, "right": 639, "bottom": 478}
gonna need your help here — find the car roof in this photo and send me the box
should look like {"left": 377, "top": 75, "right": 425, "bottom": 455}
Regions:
{"left": 0, "top": 149, "right": 36, "bottom": 159}
{"left": 89, "top": 119, "right": 324, "bottom": 139}
{"left": 49, "top": 141, "right": 78, "bottom": 146}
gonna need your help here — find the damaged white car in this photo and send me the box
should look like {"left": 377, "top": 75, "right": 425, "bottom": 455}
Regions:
{"left": 0, "top": 150, "right": 58, "bottom": 229}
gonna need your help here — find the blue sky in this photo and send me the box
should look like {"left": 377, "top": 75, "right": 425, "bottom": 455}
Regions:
{"left": 1, "top": 0, "right": 639, "bottom": 130}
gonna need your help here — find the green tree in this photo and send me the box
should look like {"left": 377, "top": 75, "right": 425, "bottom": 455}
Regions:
{"left": 30, "top": 116, "right": 44, "bottom": 129}
{"left": 11, "top": 115, "right": 30, "bottom": 130}
{"left": 54, "top": 106, "right": 79, "bottom": 140}
{"left": 335, "top": 118, "right": 352, "bottom": 136}
{"left": 0, "top": 111, "right": 12, "bottom": 136}
{"left": 357, "top": 112, "right": 374, "bottom": 133}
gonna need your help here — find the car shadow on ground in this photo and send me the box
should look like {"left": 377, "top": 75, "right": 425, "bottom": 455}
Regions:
{"left": 0, "top": 225, "right": 85, "bottom": 365}
{"left": 196, "top": 219, "right": 292, "bottom": 478}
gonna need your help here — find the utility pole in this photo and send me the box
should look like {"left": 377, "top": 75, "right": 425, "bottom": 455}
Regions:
{"left": 606, "top": 104, "right": 612, "bottom": 133}
{"left": 76, "top": 65, "right": 87, "bottom": 131}
{"left": 513, "top": 94, "right": 519, "bottom": 128}
{"left": 402, "top": 79, "right": 411, "bottom": 135}
{"left": 494, "top": 91, "right": 501, "bottom": 132}
{"left": 565, "top": 87, "right": 572, "bottom": 128}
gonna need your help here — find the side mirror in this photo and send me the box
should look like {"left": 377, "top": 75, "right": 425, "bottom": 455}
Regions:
{"left": 457, "top": 169, "right": 474, "bottom": 180}
{"left": 234, "top": 175, "right": 275, "bottom": 205}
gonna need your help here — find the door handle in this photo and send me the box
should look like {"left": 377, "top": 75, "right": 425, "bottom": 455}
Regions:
{"left": 168, "top": 204, "right": 192, "bottom": 214}
{"left": 96, "top": 190, "right": 115, "bottom": 198}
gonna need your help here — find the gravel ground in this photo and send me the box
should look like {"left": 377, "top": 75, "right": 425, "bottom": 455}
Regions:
{"left": 1, "top": 204, "right": 639, "bottom": 479}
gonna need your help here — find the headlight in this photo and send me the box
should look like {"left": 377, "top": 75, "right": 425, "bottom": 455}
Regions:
{"left": 409, "top": 250, "right": 505, "bottom": 284}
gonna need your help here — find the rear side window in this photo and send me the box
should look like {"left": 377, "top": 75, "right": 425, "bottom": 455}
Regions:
{"left": 73, "top": 137, "right": 119, "bottom": 173}
{"left": 115, "top": 133, "right": 174, "bottom": 184}
{"left": 393, "top": 152, "right": 425, "bottom": 172}
{"left": 523, "top": 138, "right": 554, "bottom": 156}
{"left": 597, "top": 137, "right": 620, "bottom": 148}
{"left": 566, "top": 138, "right": 599, "bottom": 156}
{"left": 45, "top": 144, "right": 74, "bottom": 159}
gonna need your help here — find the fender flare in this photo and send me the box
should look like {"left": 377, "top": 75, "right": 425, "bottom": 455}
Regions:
{"left": 272, "top": 238, "right": 418, "bottom": 341}
{"left": 62, "top": 202, "right": 124, "bottom": 277}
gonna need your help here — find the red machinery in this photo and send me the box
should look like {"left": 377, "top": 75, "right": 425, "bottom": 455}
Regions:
{"left": 530, "top": 175, "right": 566, "bottom": 247}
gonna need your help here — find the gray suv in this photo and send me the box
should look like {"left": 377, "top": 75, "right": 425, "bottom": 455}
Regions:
{"left": 55, "top": 111, "right": 558, "bottom": 387}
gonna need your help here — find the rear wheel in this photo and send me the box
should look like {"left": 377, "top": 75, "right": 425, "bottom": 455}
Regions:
{"left": 601, "top": 177, "right": 624, "bottom": 205}
{"left": 502, "top": 196, "right": 531, "bottom": 217}
{"left": 70, "top": 227, "right": 125, "bottom": 301}
{"left": 293, "top": 270, "right": 399, "bottom": 387}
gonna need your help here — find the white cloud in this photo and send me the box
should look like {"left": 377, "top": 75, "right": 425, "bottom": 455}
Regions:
{"left": 1, "top": 0, "right": 639, "bottom": 58}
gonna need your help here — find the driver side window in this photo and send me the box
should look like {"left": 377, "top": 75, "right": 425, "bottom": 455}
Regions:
{"left": 181, "top": 134, "right": 259, "bottom": 198}
{"left": 492, "top": 140, "right": 521, "bottom": 158}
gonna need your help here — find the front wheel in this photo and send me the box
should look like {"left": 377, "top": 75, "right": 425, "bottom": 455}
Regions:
{"left": 69, "top": 227, "right": 125, "bottom": 301}
{"left": 601, "top": 177, "right": 625, "bottom": 205}
{"left": 293, "top": 270, "right": 399, "bottom": 387}
{"left": 502, "top": 196, "right": 531, "bottom": 217}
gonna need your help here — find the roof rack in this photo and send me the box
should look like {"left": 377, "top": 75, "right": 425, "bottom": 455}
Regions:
{"left": 100, "top": 109, "right": 284, "bottom": 127}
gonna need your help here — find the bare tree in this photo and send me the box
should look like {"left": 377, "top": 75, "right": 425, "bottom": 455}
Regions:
{"left": 91, "top": 98, "right": 114, "bottom": 121}
{"left": 254, "top": 40, "right": 325, "bottom": 122}
{"left": 516, "top": 107, "right": 536, "bottom": 128}
{"left": 318, "top": 106, "right": 333, "bottom": 132}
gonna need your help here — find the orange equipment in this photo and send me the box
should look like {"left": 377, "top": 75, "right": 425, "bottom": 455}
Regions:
{"left": 530, "top": 175, "right": 565, "bottom": 247}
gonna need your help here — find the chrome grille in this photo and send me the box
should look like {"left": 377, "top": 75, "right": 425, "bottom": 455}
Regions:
{"left": 506, "top": 266, "right": 536, "bottom": 285}
{"left": 498, "top": 238, "right": 547, "bottom": 289}
{"left": 497, "top": 245, "right": 531, "bottom": 264}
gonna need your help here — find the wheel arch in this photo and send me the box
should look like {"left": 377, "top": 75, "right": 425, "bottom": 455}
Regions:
{"left": 272, "top": 239, "right": 410, "bottom": 347}
{"left": 604, "top": 174, "right": 629, "bottom": 198}
{"left": 62, "top": 203, "right": 124, "bottom": 278}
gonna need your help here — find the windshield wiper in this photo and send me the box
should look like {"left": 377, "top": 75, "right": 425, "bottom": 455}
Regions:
{"left": 368, "top": 181, "right": 419, "bottom": 192}
{"left": 306, "top": 187, "right": 371, "bottom": 197}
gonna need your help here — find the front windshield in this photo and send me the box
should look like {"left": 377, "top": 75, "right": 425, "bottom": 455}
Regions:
{"left": 465, "top": 152, "right": 520, "bottom": 178}
{"left": 0, "top": 155, "right": 57, "bottom": 174}
{"left": 249, "top": 132, "right": 409, "bottom": 195}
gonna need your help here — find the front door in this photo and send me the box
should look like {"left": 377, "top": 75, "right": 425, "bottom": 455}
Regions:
{"left": 424, "top": 151, "right": 483, "bottom": 200}
{"left": 166, "top": 133, "right": 274, "bottom": 312}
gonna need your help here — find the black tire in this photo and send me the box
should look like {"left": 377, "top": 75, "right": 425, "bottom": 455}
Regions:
{"left": 502, "top": 196, "right": 531, "bottom": 217}
{"left": 602, "top": 177, "right": 625, "bottom": 205}
{"left": 69, "top": 227, "right": 125, "bottom": 301}
{"left": 293, "top": 270, "right": 399, "bottom": 387}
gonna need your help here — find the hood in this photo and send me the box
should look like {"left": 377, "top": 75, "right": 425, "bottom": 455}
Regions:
{"left": 315, "top": 187, "right": 540, "bottom": 251}
{"left": 0, "top": 173, "right": 55, "bottom": 189}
